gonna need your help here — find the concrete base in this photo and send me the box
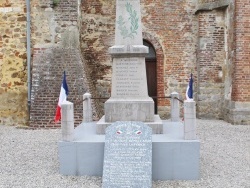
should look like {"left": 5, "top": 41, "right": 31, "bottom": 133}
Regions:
{"left": 104, "top": 98, "right": 155, "bottom": 122}
{"left": 223, "top": 100, "right": 250, "bottom": 125}
{"left": 96, "top": 115, "right": 163, "bottom": 134}
{"left": 58, "top": 121, "right": 200, "bottom": 180}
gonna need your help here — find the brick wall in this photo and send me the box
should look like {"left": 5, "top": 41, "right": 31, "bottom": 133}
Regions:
{"left": 31, "top": 0, "right": 79, "bottom": 47}
{"left": 197, "top": 10, "right": 225, "bottom": 119}
{"left": 1, "top": 0, "right": 249, "bottom": 126}
{"left": 30, "top": 47, "right": 91, "bottom": 128}
{"left": 29, "top": 0, "right": 99, "bottom": 127}
{"left": 80, "top": 0, "right": 197, "bottom": 119}
{"left": 195, "top": 1, "right": 250, "bottom": 124}
{"left": 222, "top": 0, "right": 250, "bottom": 125}
{"left": 80, "top": 0, "right": 115, "bottom": 117}
{"left": 233, "top": 0, "right": 250, "bottom": 102}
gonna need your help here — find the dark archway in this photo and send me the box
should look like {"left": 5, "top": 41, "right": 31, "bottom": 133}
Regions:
{"left": 144, "top": 40, "right": 157, "bottom": 114}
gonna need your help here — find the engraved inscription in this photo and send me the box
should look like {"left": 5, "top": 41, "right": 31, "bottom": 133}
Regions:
{"left": 113, "top": 58, "right": 144, "bottom": 97}
{"left": 102, "top": 122, "right": 152, "bottom": 188}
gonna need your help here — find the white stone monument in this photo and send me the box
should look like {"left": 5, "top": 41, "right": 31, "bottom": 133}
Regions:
{"left": 97, "top": 0, "right": 163, "bottom": 134}
{"left": 58, "top": 1, "right": 200, "bottom": 180}
{"left": 83, "top": 93, "right": 92, "bottom": 122}
{"left": 102, "top": 122, "right": 152, "bottom": 187}
{"left": 171, "top": 92, "right": 180, "bottom": 122}
{"left": 61, "top": 101, "right": 74, "bottom": 141}
{"left": 184, "top": 100, "right": 197, "bottom": 140}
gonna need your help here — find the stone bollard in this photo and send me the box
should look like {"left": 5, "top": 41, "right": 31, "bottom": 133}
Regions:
{"left": 83, "top": 93, "right": 92, "bottom": 122}
{"left": 61, "top": 101, "right": 74, "bottom": 141}
{"left": 184, "top": 100, "right": 197, "bottom": 140}
{"left": 171, "top": 92, "right": 180, "bottom": 122}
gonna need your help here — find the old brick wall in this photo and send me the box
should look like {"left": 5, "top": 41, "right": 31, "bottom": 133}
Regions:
{"left": 31, "top": 0, "right": 79, "bottom": 47}
{"left": 29, "top": 0, "right": 99, "bottom": 127}
{"left": 80, "top": 0, "right": 115, "bottom": 116}
{"left": 143, "top": 0, "right": 198, "bottom": 118}
{"left": 233, "top": 0, "right": 250, "bottom": 102}
{"left": 196, "top": 0, "right": 250, "bottom": 124}
{"left": 0, "top": 0, "right": 87, "bottom": 127}
{"left": 196, "top": 10, "right": 226, "bottom": 119}
{"left": 30, "top": 47, "right": 90, "bottom": 128}
{"left": 1, "top": 0, "right": 249, "bottom": 126}
{"left": 0, "top": 0, "right": 28, "bottom": 125}
{"left": 226, "top": 0, "right": 250, "bottom": 124}
{"left": 196, "top": 1, "right": 236, "bottom": 120}
{"left": 80, "top": 0, "right": 198, "bottom": 119}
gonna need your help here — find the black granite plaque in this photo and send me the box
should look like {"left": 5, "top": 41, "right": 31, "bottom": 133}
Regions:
{"left": 102, "top": 121, "right": 152, "bottom": 188}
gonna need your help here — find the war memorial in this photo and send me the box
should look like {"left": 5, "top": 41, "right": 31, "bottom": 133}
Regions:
{"left": 58, "top": 1, "right": 200, "bottom": 187}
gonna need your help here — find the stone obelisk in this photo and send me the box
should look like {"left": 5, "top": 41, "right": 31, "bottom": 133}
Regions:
{"left": 97, "top": 0, "right": 162, "bottom": 134}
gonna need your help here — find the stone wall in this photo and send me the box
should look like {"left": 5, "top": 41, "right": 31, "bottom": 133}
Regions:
{"left": 31, "top": 0, "right": 79, "bottom": 48}
{"left": 0, "top": 0, "right": 249, "bottom": 126}
{"left": 196, "top": 0, "right": 232, "bottom": 10}
{"left": 29, "top": 0, "right": 100, "bottom": 127}
{"left": 195, "top": 0, "right": 236, "bottom": 120}
{"left": 0, "top": 0, "right": 28, "bottom": 125}
{"left": 80, "top": 0, "right": 249, "bottom": 124}
{"left": 233, "top": 0, "right": 250, "bottom": 102}
{"left": 196, "top": 0, "right": 250, "bottom": 124}
{"left": 80, "top": 0, "right": 198, "bottom": 119}
{"left": 0, "top": 0, "right": 98, "bottom": 127}
{"left": 225, "top": 0, "right": 250, "bottom": 124}
{"left": 196, "top": 10, "right": 226, "bottom": 119}
{"left": 30, "top": 47, "right": 91, "bottom": 128}
{"left": 142, "top": 0, "right": 198, "bottom": 118}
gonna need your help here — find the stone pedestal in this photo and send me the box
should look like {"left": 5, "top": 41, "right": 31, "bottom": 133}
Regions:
{"left": 83, "top": 93, "right": 92, "bottom": 122}
{"left": 97, "top": 115, "right": 163, "bottom": 134}
{"left": 58, "top": 121, "right": 200, "bottom": 180}
{"left": 61, "top": 101, "right": 74, "bottom": 141}
{"left": 184, "top": 100, "right": 197, "bottom": 140}
{"left": 171, "top": 92, "right": 180, "bottom": 122}
{"left": 223, "top": 100, "right": 250, "bottom": 125}
{"left": 97, "top": 0, "right": 163, "bottom": 134}
{"left": 104, "top": 98, "right": 154, "bottom": 122}
{"left": 102, "top": 122, "right": 152, "bottom": 187}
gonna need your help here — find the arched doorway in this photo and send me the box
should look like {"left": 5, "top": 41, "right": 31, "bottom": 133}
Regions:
{"left": 143, "top": 40, "right": 157, "bottom": 114}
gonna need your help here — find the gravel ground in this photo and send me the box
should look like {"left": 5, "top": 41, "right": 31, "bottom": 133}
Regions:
{"left": 0, "top": 120, "right": 249, "bottom": 188}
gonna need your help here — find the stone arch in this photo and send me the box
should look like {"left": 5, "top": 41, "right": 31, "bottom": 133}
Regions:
{"left": 142, "top": 32, "right": 167, "bottom": 117}
{"left": 143, "top": 40, "right": 157, "bottom": 113}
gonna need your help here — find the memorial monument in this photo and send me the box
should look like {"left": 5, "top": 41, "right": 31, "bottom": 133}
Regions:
{"left": 102, "top": 122, "right": 152, "bottom": 188}
{"left": 58, "top": 0, "right": 200, "bottom": 182}
{"left": 97, "top": 0, "right": 163, "bottom": 134}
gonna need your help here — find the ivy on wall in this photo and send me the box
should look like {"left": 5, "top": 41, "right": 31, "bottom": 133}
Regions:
{"left": 53, "top": 0, "right": 60, "bottom": 6}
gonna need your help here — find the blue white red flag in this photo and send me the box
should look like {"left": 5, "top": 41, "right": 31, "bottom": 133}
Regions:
{"left": 55, "top": 71, "right": 69, "bottom": 123}
{"left": 186, "top": 73, "right": 193, "bottom": 101}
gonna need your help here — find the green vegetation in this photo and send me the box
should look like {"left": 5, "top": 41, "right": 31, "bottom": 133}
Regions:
{"left": 117, "top": 2, "right": 139, "bottom": 39}
{"left": 53, "top": 0, "right": 60, "bottom": 6}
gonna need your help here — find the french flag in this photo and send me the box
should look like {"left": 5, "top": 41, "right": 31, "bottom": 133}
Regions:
{"left": 186, "top": 73, "right": 193, "bottom": 101}
{"left": 55, "top": 71, "right": 69, "bottom": 123}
